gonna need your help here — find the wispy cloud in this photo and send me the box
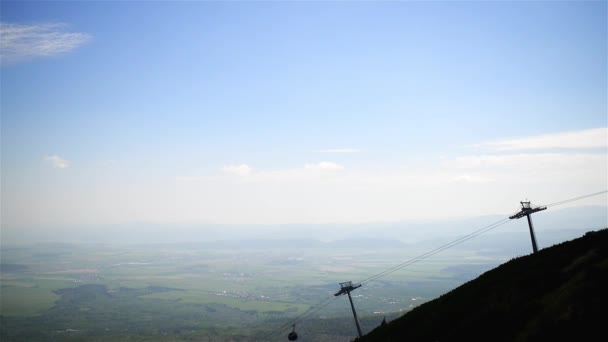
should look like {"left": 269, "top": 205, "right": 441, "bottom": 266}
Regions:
{"left": 44, "top": 155, "right": 70, "bottom": 169}
{"left": 476, "top": 127, "right": 607, "bottom": 151}
{"left": 1, "top": 22, "right": 91, "bottom": 64}
{"left": 318, "top": 148, "right": 360, "bottom": 153}
{"left": 449, "top": 153, "right": 605, "bottom": 170}
{"left": 167, "top": 151, "right": 606, "bottom": 224}
{"left": 304, "top": 161, "right": 344, "bottom": 171}
{"left": 221, "top": 164, "right": 252, "bottom": 176}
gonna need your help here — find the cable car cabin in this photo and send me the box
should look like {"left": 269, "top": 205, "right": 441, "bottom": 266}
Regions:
{"left": 288, "top": 325, "right": 298, "bottom": 341}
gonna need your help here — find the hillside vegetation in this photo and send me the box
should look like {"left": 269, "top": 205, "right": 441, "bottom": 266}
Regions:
{"left": 361, "top": 228, "right": 608, "bottom": 342}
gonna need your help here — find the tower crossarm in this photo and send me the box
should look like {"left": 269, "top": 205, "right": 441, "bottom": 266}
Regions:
{"left": 334, "top": 281, "right": 362, "bottom": 296}
{"left": 509, "top": 211, "right": 527, "bottom": 219}
{"left": 509, "top": 201, "right": 546, "bottom": 253}
{"left": 509, "top": 205, "right": 547, "bottom": 220}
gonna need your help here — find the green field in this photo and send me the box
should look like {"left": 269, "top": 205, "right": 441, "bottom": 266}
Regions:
{"left": 0, "top": 286, "right": 59, "bottom": 317}
{"left": 0, "top": 242, "right": 502, "bottom": 341}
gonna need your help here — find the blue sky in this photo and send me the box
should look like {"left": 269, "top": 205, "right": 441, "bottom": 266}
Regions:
{"left": 1, "top": 1, "right": 606, "bottom": 228}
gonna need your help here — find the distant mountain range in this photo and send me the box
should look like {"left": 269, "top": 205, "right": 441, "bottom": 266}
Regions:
{"left": 2, "top": 205, "right": 606, "bottom": 245}
{"left": 360, "top": 228, "right": 608, "bottom": 342}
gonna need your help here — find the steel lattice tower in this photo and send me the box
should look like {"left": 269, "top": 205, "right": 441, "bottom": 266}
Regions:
{"left": 509, "top": 201, "right": 547, "bottom": 253}
{"left": 335, "top": 281, "right": 363, "bottom": 338}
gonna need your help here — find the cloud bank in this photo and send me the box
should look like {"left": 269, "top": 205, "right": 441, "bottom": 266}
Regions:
{"left": 0, "top": 22, "right": 91, "bottom": 64}
{"left": 221, "top": 164, "right": 252, "bottom": 176}
{"left": 477, "top": 128, "right": 607, "bottom": 151}
{"left": 6, "top": 129, "right": 605, "bottom": 226}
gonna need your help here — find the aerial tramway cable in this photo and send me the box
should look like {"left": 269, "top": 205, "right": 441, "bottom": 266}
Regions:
{"left": 259, "top": 296, "right": 338, "bottom": 341}
{"left": 359, "top": 190, "right": 607, "bottom": 285}
{"left": 261, "top": 189, "right": 608, "bottom": 340}
{"left": 543, "top": 190, "right": 608, "bottom": 208}
{"left": 358, "top": 218, "right": 512, "bottom": 285}
{"left": 261, "top": 217, "right": 512, "bottom": 341}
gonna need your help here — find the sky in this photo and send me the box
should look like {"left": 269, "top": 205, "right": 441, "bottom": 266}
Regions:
{"left": 1, "top": 1, "right": 607, "bottom": 233}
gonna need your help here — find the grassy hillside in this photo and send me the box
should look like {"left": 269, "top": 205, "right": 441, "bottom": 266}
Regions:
{"left": 361, "top": 229, "right": 608, "bottom": 342}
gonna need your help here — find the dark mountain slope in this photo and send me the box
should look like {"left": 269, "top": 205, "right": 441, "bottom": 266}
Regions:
{"left": 361, "top": 229, "right": 608, "bottom": 342}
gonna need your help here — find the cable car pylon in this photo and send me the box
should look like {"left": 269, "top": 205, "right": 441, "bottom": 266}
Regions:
{"left": 335, "top": 281, "right": 363, "bottom": 338}
{"left": 509, "top": 200, "right": 547, "bottom": 253}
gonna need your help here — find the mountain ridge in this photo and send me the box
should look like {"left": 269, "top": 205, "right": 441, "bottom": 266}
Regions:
{"left": 360, "top": 228, "right": 608, "bottom": 342}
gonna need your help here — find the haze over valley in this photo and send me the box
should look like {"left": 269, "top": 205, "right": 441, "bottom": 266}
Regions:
{"left": 1, "top": 1, "right": 606, "bottom": 341}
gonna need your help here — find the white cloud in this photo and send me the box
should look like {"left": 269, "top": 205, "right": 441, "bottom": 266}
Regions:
{"left": 44, "top": 155, "right": 70, "bottom": 169}
{"left": 476, "top": 127, "right": 607, "bottom": 151}
{"left": 446, "top": 153, "right": 607, "bottom": 193}
{"left": 166, "top": 152, "right": 605, "bottom": 224}
{"left": 221, "top": 164, "right": 252, "bottom": 176}
{"left": 0, "top": 22, "right": 91, "bottom": 64}
{"left": 449, "top": 153, "right": 605, "bottom": 170}
{"left": 319, "top": 148, "right": 360, "bottom": 153}
{"left": 304, "top": 161, "right": 344, "bottom": 171}
{"left": 10, "top": 148, "right": 606, "bottom": 227}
